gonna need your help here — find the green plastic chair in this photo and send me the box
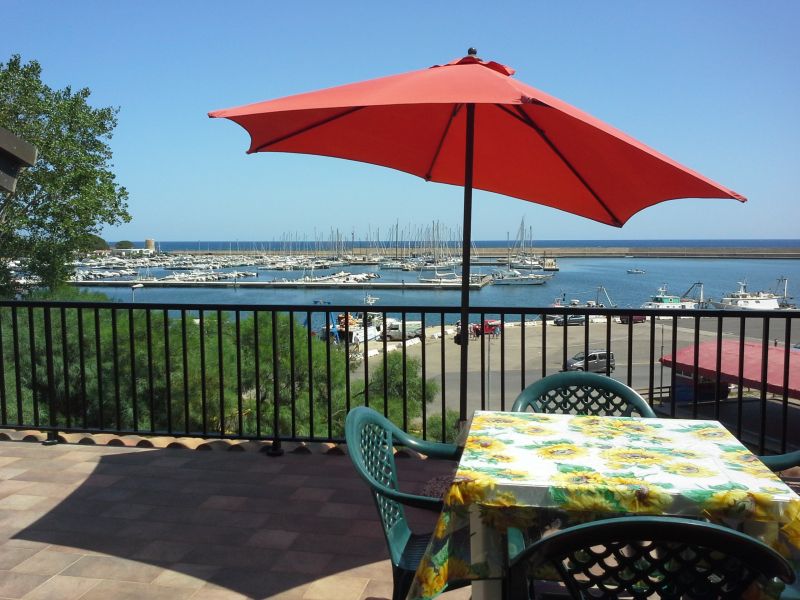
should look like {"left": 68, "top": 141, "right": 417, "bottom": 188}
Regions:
{"left": 505, "top": 516, "right": 795, "bottom": 600}
{"left": 345, "top": 406, "right": 468, "bottom": 600}
{"left": 758, "top": 449, "right": 800, "bottom": 599}
{"left": 511, "top": 371, "right": 656, "bottom": 417}
{"left": 760, "top": 448, "right": 800, "bottom": 472}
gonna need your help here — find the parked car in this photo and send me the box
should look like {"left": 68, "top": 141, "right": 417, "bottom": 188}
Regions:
{"left": 553, "top": 315, "right": 586, "bottom": 326}
{"left": 566, "top": 350, "right": 615, "bottom": 373}
{"left": 619, "top": 314, "right": 647, "bottom": 324}
{"left": 384, "top": 320, "right": 423, "bottom": 341}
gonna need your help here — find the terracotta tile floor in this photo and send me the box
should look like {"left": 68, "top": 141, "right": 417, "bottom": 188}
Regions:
{"left": 0, "top": 440, "right": 472, "bottom": 600}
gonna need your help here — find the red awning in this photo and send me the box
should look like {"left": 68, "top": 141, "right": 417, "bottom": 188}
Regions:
{"left": 660, "top": 340, "right": 800, "bottom": 399}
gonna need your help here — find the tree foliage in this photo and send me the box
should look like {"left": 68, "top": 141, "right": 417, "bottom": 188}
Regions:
{"left": 85, "top": 234, "right": 109, "bottom": 251}
{"left": 0, "top": 54, "right": 131, "bottom": 294}
{"left": 0, "top": 303, "right": 452, "bottom": 442}
{"left": 115, "top": 240, "right": 135, "bottom": 249}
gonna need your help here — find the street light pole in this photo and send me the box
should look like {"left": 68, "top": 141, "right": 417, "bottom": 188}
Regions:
{"left": 660, "top": 323, "right": 665, "bottom": 390}
{"left": 131, "top": 283, "right": 144, "bottom": 303}
{"left": 487, "top": 333, "right": 491, "bottom": 410}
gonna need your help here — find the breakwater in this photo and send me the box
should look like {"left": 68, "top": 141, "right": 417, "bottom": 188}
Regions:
{"left": 531, "top": 247, "right": 800, "bottom": 259}
{"left": 171, "top": 246, "right": 800, "bottom": 260}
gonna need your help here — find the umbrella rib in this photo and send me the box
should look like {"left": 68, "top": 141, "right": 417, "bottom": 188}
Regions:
{"left": 424, "top": 104, "right": 463, "bottom": 181}
{"left": 497, "top": 104, "right": 623, "bottom": 227}
{"left": 251, "top": 106, "right": 366, "bottom": 153}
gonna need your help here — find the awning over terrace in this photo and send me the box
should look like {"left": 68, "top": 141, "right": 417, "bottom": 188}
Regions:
{"left": 660, "top": 340, "right": 800, "bottom": 400}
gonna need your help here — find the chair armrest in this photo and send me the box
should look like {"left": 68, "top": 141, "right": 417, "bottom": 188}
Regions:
{"left": 759, "top": 449, "right": 800, "bottom": 472}
{"left": 371, "top": 479, "right": 445, "bottom": 512}
{"left": 406, "top": 439, "right": 460, "bottom": 461}
{"left": 389, "top": 424, "right": 461, "bottom": 460}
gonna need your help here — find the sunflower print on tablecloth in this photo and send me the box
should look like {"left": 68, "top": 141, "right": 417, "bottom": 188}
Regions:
{"left": 444, "top": 469, "right": 495, "bottom": 507}
{"left": 600, "top": 446, "right": 664, "bottom": 469}
{"left": 535, "top": 442, "right": 588, "bottom": 461}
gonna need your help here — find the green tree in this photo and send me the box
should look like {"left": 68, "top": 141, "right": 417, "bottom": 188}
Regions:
{"left": 115, "top": 240, "right": 134, "bottom": 249}
{"left": 0, "top": 54, "right": 131, "bottom": 294}
{"left": 0, "top": 306, "right": 450, "bottom": 442}
{"left": 85, "top": 234, "right": 109, "bottom": 251}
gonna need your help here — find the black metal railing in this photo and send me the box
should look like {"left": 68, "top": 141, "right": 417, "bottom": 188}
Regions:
{"left": 0, "top": 300, "right": 797, "bottom": 453}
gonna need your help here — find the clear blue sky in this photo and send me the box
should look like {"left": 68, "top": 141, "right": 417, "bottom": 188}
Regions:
{"left": 3, "top": 1, "right": 798, "bottom": 242}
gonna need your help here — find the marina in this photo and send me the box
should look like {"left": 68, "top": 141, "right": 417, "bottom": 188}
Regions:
{"left": 11, "top": 237, "right": 785, "bottom": 314}
{"left": 61, "top": 250, "right": 800, "bottom": 312}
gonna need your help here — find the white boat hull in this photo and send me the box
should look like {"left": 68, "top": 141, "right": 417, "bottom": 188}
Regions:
{"left": 493, "top": 276, "right": 547, "bottom": 285}
{"left": 707, "top": 299, "right": 781, "bottom": 310}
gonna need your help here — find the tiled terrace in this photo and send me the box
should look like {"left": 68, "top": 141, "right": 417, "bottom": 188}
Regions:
{"left": 0, "top": 437, "right": 471, "bottom": 600}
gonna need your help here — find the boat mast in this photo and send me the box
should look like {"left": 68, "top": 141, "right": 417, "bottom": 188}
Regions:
{"left": 597, "top": 285, "right": 616, "bottom": 308}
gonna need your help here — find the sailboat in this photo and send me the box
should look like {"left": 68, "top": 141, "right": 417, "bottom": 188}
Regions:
{"left": 418, "top": 268, "right": 461, "bottom": 284}
{"left": 507, "top": 217, "right": 543, "bottom": 270}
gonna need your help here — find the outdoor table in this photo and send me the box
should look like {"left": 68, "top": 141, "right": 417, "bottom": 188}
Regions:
{"left": 407, "top": 410, "right": 800, "bottom": 600}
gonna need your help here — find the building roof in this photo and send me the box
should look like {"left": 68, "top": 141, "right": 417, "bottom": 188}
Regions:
{"left": 660, "top": 340, "right": 800, "bottom": 399}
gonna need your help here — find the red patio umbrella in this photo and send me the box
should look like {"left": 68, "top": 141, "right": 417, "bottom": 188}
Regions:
{"left": 209, "top": 49, "right": 745, "bottom": 419}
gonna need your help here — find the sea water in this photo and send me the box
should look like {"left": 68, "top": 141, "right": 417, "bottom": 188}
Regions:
{"left": 85, "top": 254, "right": 800, "bottom": 311}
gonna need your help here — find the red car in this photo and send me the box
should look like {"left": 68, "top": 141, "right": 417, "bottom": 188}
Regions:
{"left": 471, "top": 319, "right": 502, "bottom": 337}
{"left": 619, "top": 314, "right": 647, "bottom": 324}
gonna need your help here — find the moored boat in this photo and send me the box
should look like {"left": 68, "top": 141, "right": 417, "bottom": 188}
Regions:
{"left": 707, "top": 280, "right": 787, "bottom": 310}
{"left": 418, "top": 268, "right": 461, "bottom": 284}
{"left": 640, "top": 283, "right": 704, "bottom": 310}
{"left": 542, "top": 256, "right": 559, "bottom": 271}
{"left": 492, "top": 269, "right": 552, "bottom": 285}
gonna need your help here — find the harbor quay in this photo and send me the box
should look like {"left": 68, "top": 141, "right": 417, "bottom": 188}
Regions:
{"left": 74, "top": 276, "right": 494, "bottom": 290}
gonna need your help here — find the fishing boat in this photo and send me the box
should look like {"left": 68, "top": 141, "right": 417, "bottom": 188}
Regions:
{"left": 640, "top": 283, "right": 704, "bottom": 310}
{"left": 707, "top": 279, "right": 791, "bottom": 310}
{"left": 627, "top": 268, "right": 646, "bottom": 274}
{"left": 552, "top": 286, "right": 617, "bottom": 308}
{"left": 322, "top": 312, "right": 381, "bottom": 345}
{"left": 492, "top": 269, "right": 551, "bottom": 285}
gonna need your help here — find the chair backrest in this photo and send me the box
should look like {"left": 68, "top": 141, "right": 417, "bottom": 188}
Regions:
{"left": 345, "top": 406, "right": 411, "bottom": 567}
{"left": 506, "top": 516, "right": 795, "bottom": 599}
{"left": 511, "top": 371, "right": 656, "bottom": 417}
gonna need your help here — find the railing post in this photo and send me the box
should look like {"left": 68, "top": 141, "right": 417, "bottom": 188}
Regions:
{"left": 43, "top": 307, "right": 59, "bottom": 445}
{"left": 266, "top": 310, "right": 283, "bottom": 456}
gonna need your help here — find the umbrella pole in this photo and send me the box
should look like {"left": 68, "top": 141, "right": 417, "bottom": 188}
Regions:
{"left": 458, "top": 103, "right": 475, "bottom": 423}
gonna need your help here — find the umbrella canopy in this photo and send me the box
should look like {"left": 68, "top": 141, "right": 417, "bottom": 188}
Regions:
{"left": 210, "top": 50, "right": 745, "bottom": 419}
{"left": 210, "top": 52, "right": 744, "bottom": 227}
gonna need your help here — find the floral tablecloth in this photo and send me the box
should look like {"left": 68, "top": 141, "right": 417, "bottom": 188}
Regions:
{"left": 408, "top": 411, "right": 800, "bottom": 600}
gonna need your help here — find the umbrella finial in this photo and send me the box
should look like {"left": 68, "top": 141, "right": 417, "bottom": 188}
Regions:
{"left": 467, "top": 47, "right": 478, "bottom": 57}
